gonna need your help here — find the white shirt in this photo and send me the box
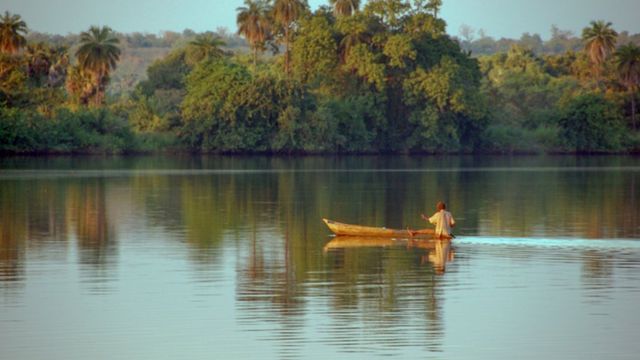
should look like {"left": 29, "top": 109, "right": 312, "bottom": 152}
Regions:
{"left": 429, "top": 210, "right": 455, "bottom": 237}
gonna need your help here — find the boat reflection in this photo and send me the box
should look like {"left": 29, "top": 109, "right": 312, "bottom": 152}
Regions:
{"left": 324, "top": 236, "right": 455, "bottom": 274}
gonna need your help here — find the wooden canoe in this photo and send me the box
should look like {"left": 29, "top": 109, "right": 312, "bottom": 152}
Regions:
{"left": 322, "top": 218, "right": 450, "bottom": 239}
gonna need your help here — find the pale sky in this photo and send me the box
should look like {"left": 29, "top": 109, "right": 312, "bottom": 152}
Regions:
{"left": 3, "top": 0, "right": 640, "bottom": 39}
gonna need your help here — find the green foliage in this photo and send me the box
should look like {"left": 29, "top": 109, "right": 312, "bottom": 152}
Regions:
{"left": 76, "top": 26, "right": 121, "bottom": 77}
{"left": 558, "top": 93, "right": 626, "bottom": 152}
{"left": 403, "top": 54, "right": 487, "bottom": 152}
{"left": 65, "top": 65, "right": 96, "bottom": 106}
{"left": 479, "top": 124, "right": 560, "bottom": 153}
{"left": 291, "top": 14, "right": 338, "bottom": 84}
{"left": 75, "top": 26, "right": 121, "bottom": 106}
{"left": 383, "top": 34, "right": 416, "bottom": 68}
{"left": 335, "top": 12, "right": 371, "bottom": 57}
{"left": 236, "top": 0, "right": 273, "bottom": 64}
{"left": 0, "top": 107, "right": 137, "bottom": 153}
{"left": 0, "top": 53, "right": 29, "bottom": 106}
{"left": 405, "top": 105, "right": 459, "bottom": 152}
{"left": 185, "top": 33, "right": 226, "bottom": 65}
{"left": 480, "top": 45, "right": 581, "bottom": 129}
{"left": 344, "top": 43, "right": 386, "bottom": 90}
{"left": 311, "top": 94, "right": 385, "bottom": 152}
{"left": 133, "top": 49, "right": 190, "bottom": 132}
{"left": 364, "top": 0, "right": 411, "bottom": 29}
{"left": 614, "top": 43, "right": 640, "bottom": 129}
{"left": 181, "top": 60, "right": 300, "bottom": 152}
{"left": 139, "top": 49, "right": 190, "bottom": 95}
{"left": 0, "top": 11, "right": 28, "bottom": 54}
{"left": 128, "top": 96, "right": 167, "bottom": 132}
{"left": 405, "top": 57, "right": 462, "bottom": 111}
{"left": 3, "top": 9, "right": 639, "bottom": 155}
{"left": 582, "top": 20, "right": 618, "bottom": 71}
{"left": 402, "top": 12, "right": 445, "bottom": 38}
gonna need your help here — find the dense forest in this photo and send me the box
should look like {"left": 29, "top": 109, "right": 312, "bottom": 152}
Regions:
{"left": 1, "top": 0, "right": 639, "bottom": 154}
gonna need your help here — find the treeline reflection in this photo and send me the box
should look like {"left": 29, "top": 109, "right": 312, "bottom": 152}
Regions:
{"left": 1, "top": 155, "right": 637, "bottom": 275}
{"left": 0, "top": 156, "right": 637, "bottom": 348}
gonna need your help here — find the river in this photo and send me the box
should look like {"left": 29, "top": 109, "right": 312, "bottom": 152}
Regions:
{"left": 1, "top": 155, "right": 639, "bottom": 359}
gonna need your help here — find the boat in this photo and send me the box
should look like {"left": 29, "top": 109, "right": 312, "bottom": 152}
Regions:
{"left": 322, "top": 218, "right": 451, "bottom": 239}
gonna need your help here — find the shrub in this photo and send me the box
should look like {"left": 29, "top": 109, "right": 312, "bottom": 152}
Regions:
{"left": 0, "top": 107, "right": 138, "bottom": 154}
{"left": 558, "top": 93, "right": 626, "bottom": 152}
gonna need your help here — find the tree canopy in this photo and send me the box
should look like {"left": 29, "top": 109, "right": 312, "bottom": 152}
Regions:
{"left": 0, "top": 11, "right": 27, "bottom": 54}
{"left": 1, "top": 3, "right": 639, "bottom": 155}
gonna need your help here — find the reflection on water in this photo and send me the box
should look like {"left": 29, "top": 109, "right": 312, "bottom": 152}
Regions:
{"left": 324, "top": 237, "right": 455, "bottom": 275}
{"left": 1, "top": 155, "right": 639, "bottom": 359}
{"left": 422, "top": 239, "right": 454, "bottom": 274}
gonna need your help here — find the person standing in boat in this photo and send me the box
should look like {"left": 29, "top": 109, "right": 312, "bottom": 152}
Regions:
{"left": 421, "top": 201, "right": 455, "bottom": 238}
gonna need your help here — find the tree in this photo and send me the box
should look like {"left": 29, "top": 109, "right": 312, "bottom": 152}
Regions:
{"left": 581, "top": 20, "right": 618, "bottom": 77}
{"left": 614, "top": 43, "right": 640, "bottom": 129}
{"left": 236, "top": 0, "right": 273, "bottom": 66}
{"left": 24, "top": 43, "right": 57, "bottom": 86}
{"left": 186, "top": 33, "right": 226, "bottom": 65}
{"left": 558, "top": 93, "right": 625, "bottom": 152}
{"left": 65, "top": 65, "right": 95, "bottom": 106}
{"left": 0, "top": 11, "right": 27, "bottom": 54}
{"left": 364, "top": 0, "right": 411, "bottom": 29}
{"left": 335, "top": 13, "right": 371, "bottom": 63}
{"left": 181, "top": 60, "right": 306, "bottom": 152}
{"left": 0, "top": 53, "right": 28, "bottom": 106}
{"left": 330, "top": 0, "right": 360, "bottom": 17}
{"left": 272, "top": 0, "right": 307, "bottom": 74}
{"left": 404, "top": 55, "right": 486, "bottom": 152}
{"left": 291, "top": 13, "right": 338, "bottom": 84}
{"left": 75, "top": 26, "right": 121, "bottom": 106}
{"left": 425, "top": 0, "right": 443, "bottom": 19}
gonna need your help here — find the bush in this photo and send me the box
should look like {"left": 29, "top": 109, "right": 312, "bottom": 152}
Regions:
{"left": 0, "top": 107, "right": 138, "bottom": 154}
{"left": 181, "top": 60, "right": 319, "bottom": 153}
{"left": 310, "top": 95, "right": 384, "bottom": 153}
{"left": 0, "top": 108, "right": 41, "bottom": 152}
{"left": 480, "top": 124, "right": 541, "bottom": 153}
{"left": 558, "top": 93, "right": 626, "bottom": 152}
{"left": 478, "top": 123, "right": 562, "bottom": 154}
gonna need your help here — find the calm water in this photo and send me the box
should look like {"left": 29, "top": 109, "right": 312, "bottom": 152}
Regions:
{"left": 1, "top": 155, "right": 639, "bottom": 359}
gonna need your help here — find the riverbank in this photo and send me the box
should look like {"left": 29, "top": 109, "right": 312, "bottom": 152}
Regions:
{"left": 2, "top": 107, "right": 639, "bottom": 156}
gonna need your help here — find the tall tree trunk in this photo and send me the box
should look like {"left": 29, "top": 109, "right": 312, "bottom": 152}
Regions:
{"left": 284, "top": 27, "right": 290, "bottom": 76}
{"left": 632, "top": 91, "right": 637, "bottom": 130}
{"left": 93, "top": 73, "right": 104, "bottom": 107}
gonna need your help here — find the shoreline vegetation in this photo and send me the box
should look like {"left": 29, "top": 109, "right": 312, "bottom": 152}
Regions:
{"left": 1, "top": 1, "right": 639, "bottom": 155}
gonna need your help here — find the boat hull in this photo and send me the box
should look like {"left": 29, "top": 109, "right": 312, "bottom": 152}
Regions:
{"left": 322, "top": 218, "right": 449, "bottom": 239}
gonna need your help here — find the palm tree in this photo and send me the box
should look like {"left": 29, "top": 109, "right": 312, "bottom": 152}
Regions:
{"left": 24, "top": 43, "right": 53, "bottom": 84}
{"left": 65, "top": 65, "right": 95, "bottom": 105}
{"left": 427, "top": 0, "right": 443, "bottom": 19}
{"left": 186, "top": 33, "right": 226, "bottom": 65}
{"left": 75, "top": 26, "right": 120, "bottom": 106}
{"left": 47, "top": 47, "right": 69, "bottom": 87}
{"left": 273, "top": 0, "right": 307, "bottom": 74}
{"left": 581, "top": 20, "right": 618, "bottom": 77}
{"left": 330, "top": 0, "right": 360, "bottom": 17}
{"left": 614, "top": 43, "right": 640, "bottom": 129}
{"left": 336, "top": 15, "right": 370, "bottom": 63}
{"left": 0, "top": 11, "right": 28, "bottom": 54}
{"left": 236, "top": 0, "right": 272, "bottom": 66}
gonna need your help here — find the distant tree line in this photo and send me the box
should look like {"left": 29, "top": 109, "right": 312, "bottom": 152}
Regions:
{"left": 1, "top": 1, "right": 639, "bottom": 154}
{"left": 457, "top": 24, "right": 640, "bottom": 56}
